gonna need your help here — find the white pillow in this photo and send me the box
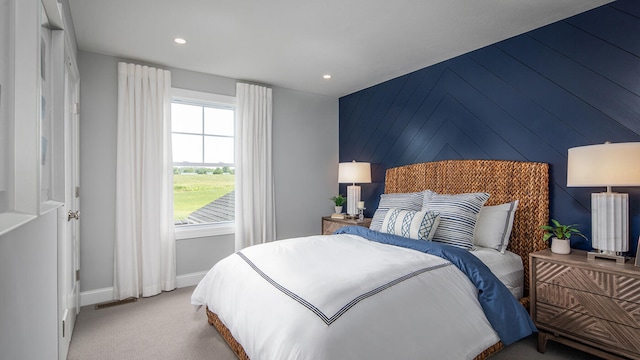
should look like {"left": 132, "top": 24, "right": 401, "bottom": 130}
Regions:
{"left": 474, "top": 200, "right": 519, "bottom": 253}
{"left": 422, "top": 191, "right": 490, "bottom": 250}
{"left": 370, "top": 191, "right": 425, "bottom": 231}
{"left": 380, "top": 208, "right": 440, "bottom": 241}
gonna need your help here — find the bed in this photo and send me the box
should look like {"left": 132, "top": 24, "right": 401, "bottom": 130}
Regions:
{"left": 192, "top": 159, "right": 549, "bottom": 360}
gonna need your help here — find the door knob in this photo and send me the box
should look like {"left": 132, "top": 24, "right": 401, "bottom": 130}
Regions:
{"left": 68, "top": 210, "right": 80, "bottom": 221}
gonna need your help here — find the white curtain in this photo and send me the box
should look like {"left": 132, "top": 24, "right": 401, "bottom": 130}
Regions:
{"left": 235, "top": 83, "right": 276, "bottom": 250}
{"left": 114, "top": 62, "right": 176, "bottom": 299}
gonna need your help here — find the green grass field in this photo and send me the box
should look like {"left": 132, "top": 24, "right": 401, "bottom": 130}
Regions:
{"left": 173, "top": 174, "right": 235, "bottom": 222}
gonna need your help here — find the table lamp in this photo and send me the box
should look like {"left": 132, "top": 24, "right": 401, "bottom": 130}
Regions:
{"left": 338, "top": 161, "right": 371, "bottom": 217}
{"left": 567, "top": 142, "right": 640, "bottom": 263}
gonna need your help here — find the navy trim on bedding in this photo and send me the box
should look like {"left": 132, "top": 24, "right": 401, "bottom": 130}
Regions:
{"left": 236, "top": 251, "right": 451, "bottom": 326}
{"left": 334, "top": 226, "right": 537, "bottom": 346}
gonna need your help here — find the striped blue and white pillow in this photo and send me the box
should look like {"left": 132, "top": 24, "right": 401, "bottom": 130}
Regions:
{"left": 370, "top": 191, "right": 425, "bottom": 231}
{"left": 422, "top": 192, "right": 490, "bottom": 250}
{"left": 380, "top": 208, "right": 440, "bottom": 241}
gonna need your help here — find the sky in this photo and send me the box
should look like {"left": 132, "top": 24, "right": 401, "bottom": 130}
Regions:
{"left": 171, "top": 102, "right": 234, "bottom": 166}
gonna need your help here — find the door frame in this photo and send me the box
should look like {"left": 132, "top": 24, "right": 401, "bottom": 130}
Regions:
{"left": 57, "top": 31, "right": 80, "bottom": 360}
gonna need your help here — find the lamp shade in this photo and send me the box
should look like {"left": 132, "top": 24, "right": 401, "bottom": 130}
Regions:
{"left": 567, "top": 142, "right": 640, "bottom": 187}
{"left": 338, "top": 161, "right": 371, "bottom": 184}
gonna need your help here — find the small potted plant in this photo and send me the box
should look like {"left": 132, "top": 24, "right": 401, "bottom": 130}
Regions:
{"left": 330, "top": 194, "right": 346, "bottom": 214}
{"left": 540, "top": 219, "right": 587, "bottom": 254}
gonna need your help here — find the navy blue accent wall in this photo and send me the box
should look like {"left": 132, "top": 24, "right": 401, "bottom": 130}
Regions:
{"left": 339, "top": 0, "right": 640, "bottom": 254}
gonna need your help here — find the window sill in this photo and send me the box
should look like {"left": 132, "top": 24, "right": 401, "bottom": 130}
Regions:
{"left": 175, "top": 222, "right": 235, "bottom": 240}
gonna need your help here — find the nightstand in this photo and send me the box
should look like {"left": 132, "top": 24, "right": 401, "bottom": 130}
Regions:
{"left": 530, "top": 249, "right": 640, "bottom": 360}
{"left": 322, "top": 216, "right": 371, "bottom": 235}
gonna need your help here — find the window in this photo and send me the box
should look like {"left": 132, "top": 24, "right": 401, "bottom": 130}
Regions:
{"left": 171, "top": 88, "right": 235, "bottom": 238}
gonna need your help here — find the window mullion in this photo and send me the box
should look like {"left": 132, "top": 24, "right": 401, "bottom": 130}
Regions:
{"left": 201, "top": 105, "right": 205, "bottom": 163}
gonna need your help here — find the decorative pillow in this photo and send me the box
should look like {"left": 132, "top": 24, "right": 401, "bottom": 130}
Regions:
{"left": 380, "top": 208, "right": 440, "bottom": 241}
{"left": 370, "top": 191, "right": 425, "bottom": 231}
{"left": 422, "top": 192, "right": 490, "bottom": 250}
{"left": 474, "top": 200, "right": 519, "bottom": 253}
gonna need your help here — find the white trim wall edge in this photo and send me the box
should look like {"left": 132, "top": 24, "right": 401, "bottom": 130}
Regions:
{"left": 171, "top": 87, "right": 235, "bottom": 105}
{"left": 79, "top": 271, "right": 208, "bottom": 306}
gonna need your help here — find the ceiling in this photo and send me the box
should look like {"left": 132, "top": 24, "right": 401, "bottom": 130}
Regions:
{"left": 68, "top": 0, "right": 612, "bottom": 98}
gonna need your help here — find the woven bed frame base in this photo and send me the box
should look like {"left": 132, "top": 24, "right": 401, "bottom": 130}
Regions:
{"left": 206, "top": 304, "right": 536, "bottom": 360}
{"left": 207, "top": 307, "right": 249, "bottom": 360}
{"left": 205, "top": 160, "right": 548, "bottom": 360}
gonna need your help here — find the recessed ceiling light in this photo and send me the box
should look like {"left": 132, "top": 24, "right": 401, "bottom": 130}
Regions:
{"left": 174, "top": 38, "right": 187, "bottom": 45}
{"left": 323, "top": 74, "right": 332, "bottom": 79}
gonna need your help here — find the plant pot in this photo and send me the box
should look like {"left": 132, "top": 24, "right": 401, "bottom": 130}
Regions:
{"left": 334, "top": 206, "right": 343, "bottom": 214}
{"left": 550, "top": 237, "right": 571, "bottom": 254}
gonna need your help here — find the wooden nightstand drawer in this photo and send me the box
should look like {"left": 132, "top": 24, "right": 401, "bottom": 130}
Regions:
{"left": 536, "top": 302, "right": 640, "bottom": 354}
{"left": 535, "top": 260, "right": 640, "bottom": 304}
{"left": 322, "top": 216, "right": 371, "bottom": 235}
{"left": 535, "top": 282, "right": 640, "bottom": 329}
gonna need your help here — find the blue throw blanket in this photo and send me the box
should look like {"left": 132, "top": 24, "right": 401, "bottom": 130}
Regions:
{"left": 335, "top": 226, "right": 536, "bottom": 346}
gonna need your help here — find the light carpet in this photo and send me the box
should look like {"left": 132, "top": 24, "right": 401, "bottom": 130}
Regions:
{"left": 67, "top": 286, "right": 235, "bottom": 360}
{"left": 68, "top": 286, "right": 601, "bottom": 360}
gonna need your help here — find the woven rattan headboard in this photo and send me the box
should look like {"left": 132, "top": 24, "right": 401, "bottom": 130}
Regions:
{"left": 385, "top": 160, "right": 549, "bottom": 297}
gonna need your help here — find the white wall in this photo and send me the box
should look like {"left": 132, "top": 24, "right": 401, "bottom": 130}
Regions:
{"left": 77, "top": 50, "right": 338, "bottom": 294}
{"left": 0, "top": 211, "right": 58, "bottom": 360}
{"left": 0, "top": 0, "right": 80, "bottom": 358}
{"left": 77, "top": 51, "right": 118, "bottom": 293}
{"left": 273, "top": 87, "right": 339, "bottom": 239}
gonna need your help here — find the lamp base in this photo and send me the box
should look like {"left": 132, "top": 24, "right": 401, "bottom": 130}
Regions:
{"left": 591, "top": 192, "right": 629, "bottom": 257}
{"left": 587, "top": 251, "right": 628, "bottom": 264}
{"left": 346, "top": 185, "right": 361, "bottom": 216}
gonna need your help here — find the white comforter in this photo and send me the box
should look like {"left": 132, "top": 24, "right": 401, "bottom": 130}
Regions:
{"left": 192, "top": 234, "right": 501, "bottom": 360}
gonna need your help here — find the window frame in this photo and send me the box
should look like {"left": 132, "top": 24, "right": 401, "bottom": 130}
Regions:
{"left": 171, "top": 88, "right": 236, "bottom": 239}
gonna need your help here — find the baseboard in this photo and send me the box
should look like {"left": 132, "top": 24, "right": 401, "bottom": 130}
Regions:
{"left": 80, "top": 287, "right": 114, "bottom": 307}
{"left": 79, "top": 271, "right": 208, "bottom": 306}
{"left": 176, "top": 271, "right": 207, "bottom": 288}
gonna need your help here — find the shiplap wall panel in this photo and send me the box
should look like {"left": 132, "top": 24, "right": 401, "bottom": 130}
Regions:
{"left": 470, "top": 46, "right": 638, "bottom": 143}
{"left": 569, "top": 5, "right": 640, "bottom": 55}
{"left": 339, "top": 0, "right": 640, "bottom": 252}
{"left": 533, "top": 22, "right": 640, "bottom": 95}
{"left": 611, "top": 0, "right": 640, "bottom": 17}
{"left": 499, "top": 36, "right": 640, "bottom": 134}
